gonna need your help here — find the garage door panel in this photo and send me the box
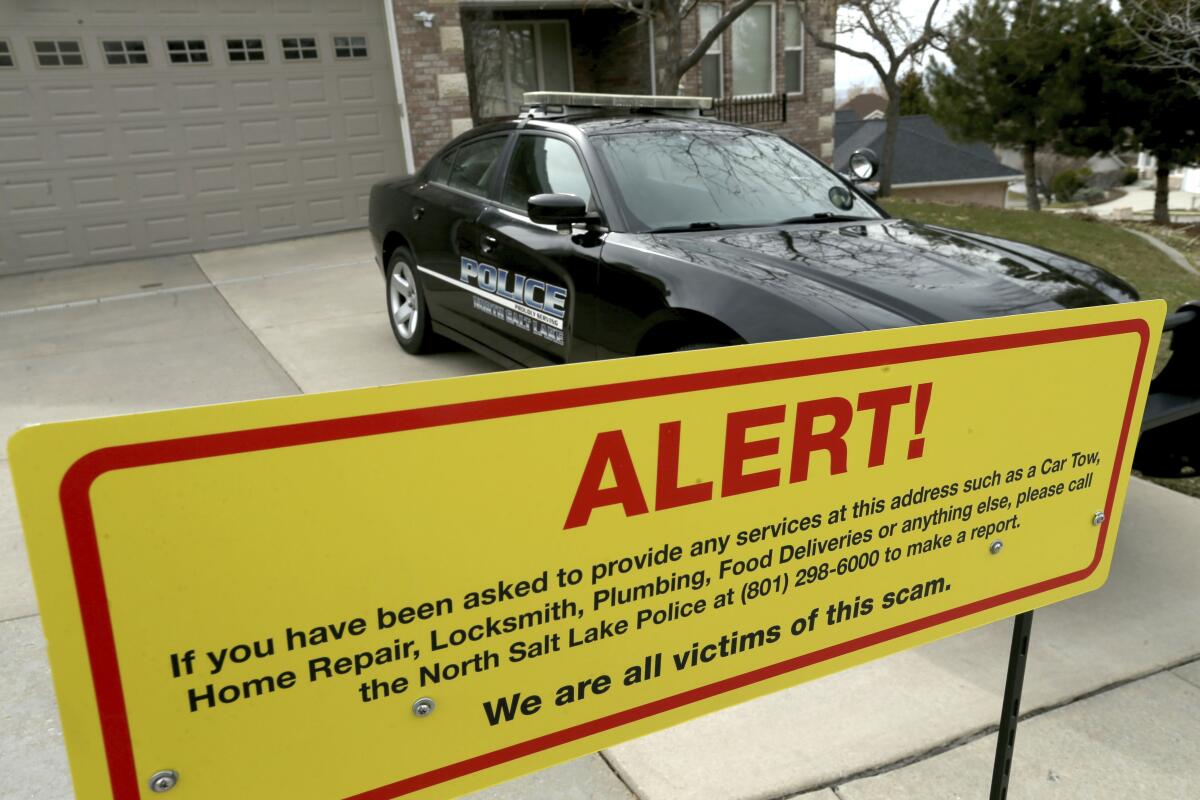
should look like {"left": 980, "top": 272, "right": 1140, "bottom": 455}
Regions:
{"left": 43, "top": 84, "right": 102, "bottom": 120}
{"left": 250, "top": 158, "right": 293, "bottom": 190}
{"left": 349, "top": 150, "right": 386, "bottom": 180}
{"left": 240, "top": 117, "right": 284, "bottom": 148}
{"left": 0, "top": 87, "right": 35, "bottom": 122}
{"left": 287, "top": 76, "right": 328, "bottom": 105}
{"left": 13, "top": 226, "right": 76, "bottom": 268}
{"left": 132, "top": 168, "right": 185, "bottom": 203}
{"left": 336, "top": 73, "right": 376, "bottom": 102}
{"left": 232, "top": 78, "right": 276, "bottom": 109}
{"left": 193, "top": 163, "right": 240, "bottom": 197}
{"left": 256, "top": 201, "right": 300, "bottom": 235}
{"left": 123, "top": 125, "right": 174, "bottom": 159}
{"left": 1, "top": 1, "right": 408, "bottom": 273}
{"left": 82, "top": 219, "right": 139, "bottom": 257}
{"left": 298, "top": 154, "right": 338, "bottom": 184}
{"left": 71, "top": 173, "right": 125, "bottom": 208}
{"left": 2, "top": 131, "right": 47, "bottom": 166}
{"left": 176, "top": 81, "right": 225, "bottom": 114}
{"left": 183, "top": 120, "right": 232, "bottom": 154}
{"left": 56, "top": 128, "right": 112, "bottom": 162}
{"left": 145, "top": 213, "right": 192, "bottom": 248}
{"left": 6, "top": 179, "right": 57, "bottom": 214}
{"left": 111, "top": 83, "right": 163, "bottom": 116}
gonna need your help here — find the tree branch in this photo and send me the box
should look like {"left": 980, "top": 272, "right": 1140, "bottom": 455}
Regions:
{"left": 808, "top": 26, "right": 888, "bottom": 81}
{"left": 674, "top": 0, "right": 761, "bottom": 79}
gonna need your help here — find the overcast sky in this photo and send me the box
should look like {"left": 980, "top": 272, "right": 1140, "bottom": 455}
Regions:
{"left": 833, "top": 0, "right": 960, "bottom": 99}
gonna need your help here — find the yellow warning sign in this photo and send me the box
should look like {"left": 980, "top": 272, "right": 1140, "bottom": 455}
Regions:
{"left": 8, "top": 302, "right": 1161, "bottom": 800}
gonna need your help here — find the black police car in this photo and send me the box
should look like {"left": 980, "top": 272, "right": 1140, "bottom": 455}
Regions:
{"left": 368, "top": 92, "right": 1198, "bottom": 476}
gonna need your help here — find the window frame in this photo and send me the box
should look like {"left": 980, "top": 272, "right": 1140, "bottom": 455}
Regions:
{"left": 698, "top": 4, "right": 725, "bottom": 99}
{"left": 784, "top": 3, "right": 805, "bottom": 96}
{"left": 730, "top": 2, "right": 776, "bottom": 98}
{"left": 224, "top": 36, "right": 267, "bottom": 64}
{"left": 332, "top": 34, "right": 369, "bottom": 60}
{"left": 165, "top": 38, "right": 210, "bottom": 65}
{"left": 471, "top": 20, "right": 575, "bottom": 121}
{"left": 280, "top": 35, "right": 320, "bottom": 62}
{"left": 31, "top": 38, "right": 86, "bottom": 68}
{"left": 100, "top": 38, "right": 150, "bottom": 67}
{"left": 496, "top": 131, "right": 602, "bottom": 218}
{"left": 0, "top": 39, "right": 16, "bottom": 69}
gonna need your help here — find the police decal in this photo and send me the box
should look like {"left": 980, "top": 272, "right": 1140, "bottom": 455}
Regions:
{"left": 418, "top": 258, "right": 568, "bottom": 345}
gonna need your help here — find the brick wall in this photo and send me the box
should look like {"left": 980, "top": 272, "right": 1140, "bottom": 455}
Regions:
{"left": 392, "top": 0, "right": 472, "bottom": 169}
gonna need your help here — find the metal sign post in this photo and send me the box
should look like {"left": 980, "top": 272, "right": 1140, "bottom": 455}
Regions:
{"left": 990, "top": 611, "right": 1035, "bottom": 800}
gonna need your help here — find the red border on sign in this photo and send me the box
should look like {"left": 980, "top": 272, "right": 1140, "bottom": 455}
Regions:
{"left": 58, "top": 319, "right": 1149, "bottom": 800}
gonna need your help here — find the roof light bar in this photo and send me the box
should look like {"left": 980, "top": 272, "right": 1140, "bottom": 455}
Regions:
{"left": 522, "top": 91, "right": 714, "bottom": 111}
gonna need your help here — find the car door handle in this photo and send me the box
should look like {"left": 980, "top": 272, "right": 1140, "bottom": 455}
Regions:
{"left": 481, "top": 235, "right": 498, "bottom": 254}
{"left": 412, "top": 207, "right": 424, "bottom": 221}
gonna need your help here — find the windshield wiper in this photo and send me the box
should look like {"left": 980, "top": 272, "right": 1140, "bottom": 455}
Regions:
{"left": 776, "top": 213, "right": 872, "bottom": 224}
{"left": 648, "top": 221, "right": 735, "bottom": 233}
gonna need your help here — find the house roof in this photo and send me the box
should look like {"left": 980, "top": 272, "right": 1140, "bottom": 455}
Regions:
{"left": 837, "top": 93, "right": 888, "bottom": 120}
{"left": 834, "top": 114, "right": 1022, "bottom": 186}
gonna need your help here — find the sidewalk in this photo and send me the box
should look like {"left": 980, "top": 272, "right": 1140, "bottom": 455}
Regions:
{"left": 2, "top": 232, "right": 1198, "bottom": 799}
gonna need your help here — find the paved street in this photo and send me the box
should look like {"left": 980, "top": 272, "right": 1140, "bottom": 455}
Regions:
{"left": 2, "top": 232, "right": 1198, "bottom": 799}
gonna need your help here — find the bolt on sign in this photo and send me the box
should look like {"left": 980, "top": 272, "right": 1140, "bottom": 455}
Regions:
{"left": 9, "top": 302, "right": 1162, "bottom": 800}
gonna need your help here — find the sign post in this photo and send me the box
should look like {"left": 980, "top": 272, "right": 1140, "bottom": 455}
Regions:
{"left": 990, "top": 611, "right": 1035, "bottom": 800}
{"left": 8, "top": 302, "right": 1163, "bottom": 800}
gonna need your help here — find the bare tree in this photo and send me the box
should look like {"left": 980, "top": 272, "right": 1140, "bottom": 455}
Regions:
{"left": 808, "top": 0, "right": 945, "bottom": 196}
{"left": 605, "top": 0, "right": 763, "bottom": 94}
{"left": 1121, "top": 0, "right": 1200, "bottom": 98}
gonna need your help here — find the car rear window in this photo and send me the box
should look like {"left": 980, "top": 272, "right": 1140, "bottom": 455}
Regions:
{"left": 447, "top": 136, "right": 507, "bottom": 197}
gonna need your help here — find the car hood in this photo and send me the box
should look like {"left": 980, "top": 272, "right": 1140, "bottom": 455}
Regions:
{"left": 643, "top": 219, "right": 1133, "bottom": 328}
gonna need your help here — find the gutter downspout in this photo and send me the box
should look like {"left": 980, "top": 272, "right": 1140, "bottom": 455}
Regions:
{"left": 383, "top": 0, "right": 417, "bottom": 173}
{"left": 647, "top": 4, "right": 657, "bottom": 94}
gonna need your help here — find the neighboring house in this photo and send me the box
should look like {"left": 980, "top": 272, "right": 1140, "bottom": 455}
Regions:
{"left": 836, "top": 114, "right": 1021, "bottom": 207}
{"left": 398, "top": 0, "right": 839, "bottom": 168}
{"left": 0, "top": 0, "right": 836, "bottom": 274}
{"left": 838, "top": 92, "right": 887, "bottom": 121}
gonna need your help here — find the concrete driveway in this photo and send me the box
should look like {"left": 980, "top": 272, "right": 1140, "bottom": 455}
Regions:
{"left": 2, "top": 232, "right": 1199, "bottom": 799}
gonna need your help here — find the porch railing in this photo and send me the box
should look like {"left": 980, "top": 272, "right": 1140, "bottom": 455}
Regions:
{"left": 712, "top": 93, "right": 788, "bottom": 126}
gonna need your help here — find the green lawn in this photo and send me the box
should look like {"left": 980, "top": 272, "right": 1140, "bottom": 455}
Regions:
{"left": 881, "top": 199, "right": 1200, "bottom": 498}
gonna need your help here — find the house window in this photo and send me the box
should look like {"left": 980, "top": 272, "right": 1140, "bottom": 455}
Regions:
{"left": 226, "top": 38, "right": 266, "bottom": 63}
{"left": 333, "top": 35, "right": 368, "bottom": 59}
{"left": 473, "top": 21, "right": 572, "bottom": 119}
{"left": 0, "top": 40, "right": 14, "bottom": 68}
{"left": 698, "top": 4, "right": 724, "bottom": 98}
{"left": 102, "top": 39, "right": 149, "bottom": 66}
{"left": 166, "top": 39, "right": 209, "bottom": 64}
{"left": 33, "top": 39, "right": 84, "bottom": 67}
{"left": 281, "top": 36, "right": 319, "bottom": 60}
{"left": 731, "top": 4, "right": 774, "bottom": 96}
{"left": 784, "top": 3, "right": 804, "bottom": 94}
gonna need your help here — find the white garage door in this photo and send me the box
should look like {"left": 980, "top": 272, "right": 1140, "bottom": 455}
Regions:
{"left": 0, "top": 0, "right": 408, "bottom": 274}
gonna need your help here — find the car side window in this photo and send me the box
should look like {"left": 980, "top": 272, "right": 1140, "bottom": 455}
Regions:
{"left": 502, "top": 135, "right": 593, "bottom": 211}
{"left": 447, "top": 136, "right": 507, "bottom": 197}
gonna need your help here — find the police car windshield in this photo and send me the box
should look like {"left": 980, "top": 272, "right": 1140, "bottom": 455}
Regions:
{"left": 590, "top": 130, "right": 880, "bottom": 232}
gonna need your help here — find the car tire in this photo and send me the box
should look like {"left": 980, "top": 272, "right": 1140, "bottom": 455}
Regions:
{"left": 386, "top": 247, "right": 436, "bottom": 355}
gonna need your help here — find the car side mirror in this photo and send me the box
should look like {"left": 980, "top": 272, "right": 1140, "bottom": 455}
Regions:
{"left": 848, "top": 148, "right": 879, "bottom": 183}
{"left": 528, "top": 193, "right": 601, "bottom": 231}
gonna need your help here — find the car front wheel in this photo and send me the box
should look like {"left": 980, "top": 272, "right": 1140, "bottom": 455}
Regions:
{"left": 386, "top": 247, "right": 435, "bottom": 354}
